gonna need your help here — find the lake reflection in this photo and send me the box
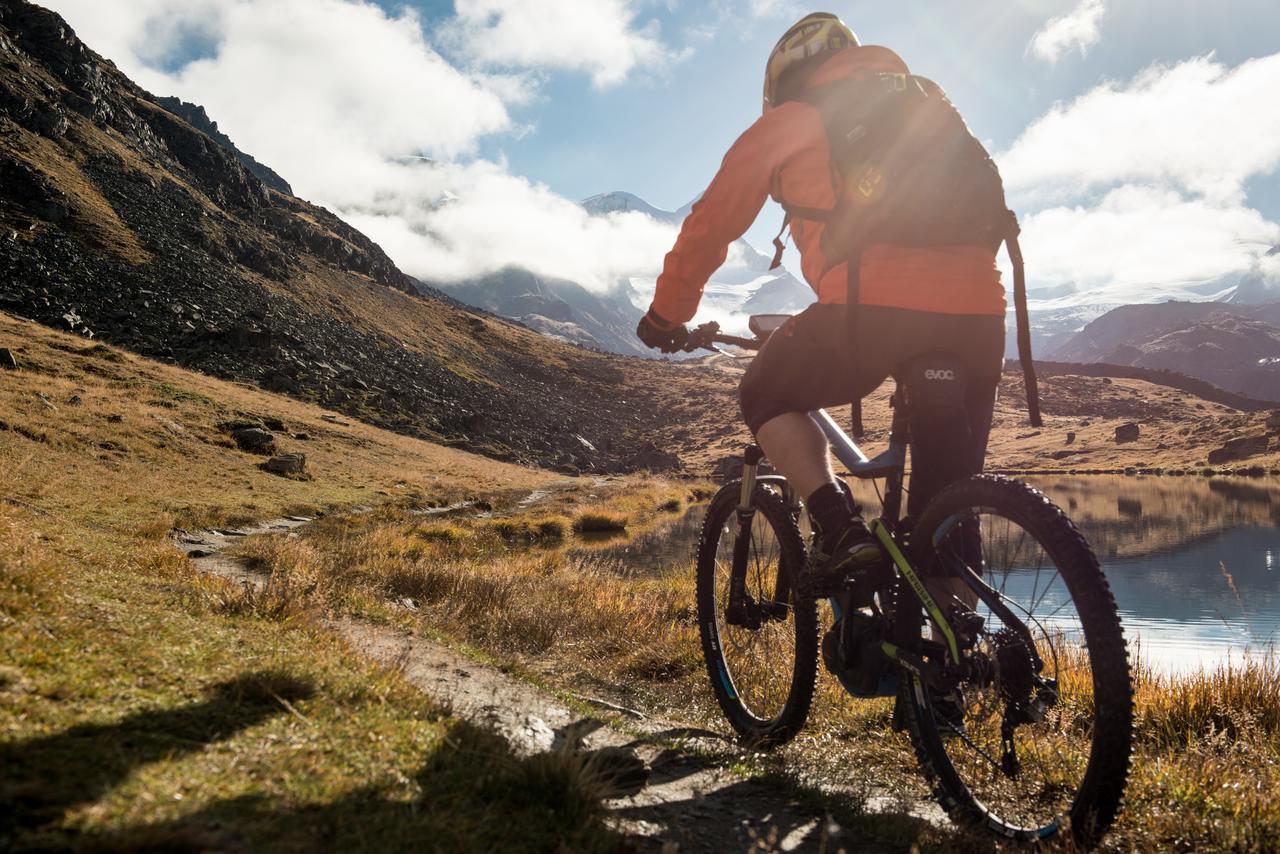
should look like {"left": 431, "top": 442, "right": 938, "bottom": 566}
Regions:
{"left": 585, "top": 476, "right": 1280, "bottom": 673}
{"left": 1023, "top": 476, "right": 1280, "bottom": 673}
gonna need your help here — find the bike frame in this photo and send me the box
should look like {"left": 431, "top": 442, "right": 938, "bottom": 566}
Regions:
{"left": 735, "top": 392, "right": 962, "bottom": 667}
{"left": 711, "top": 320, "right": 1041, "bottom": 685}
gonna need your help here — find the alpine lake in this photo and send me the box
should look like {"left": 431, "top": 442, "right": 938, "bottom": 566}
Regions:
{"left": 578, "top": 474, "right": 1280, "bottom": 675}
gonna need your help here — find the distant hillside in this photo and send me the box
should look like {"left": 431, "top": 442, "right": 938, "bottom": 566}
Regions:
{"left": 421, "top": 266, "right": 650, "bottom": 357}
{"left": 0, "top": 0, "right": 725, "bottom": 473}
{"left": 1051, "top": 301, "right": 1280, "bottom": 402}
{"left": 1032, "top": 361, "right": 1272, "bottom": 412}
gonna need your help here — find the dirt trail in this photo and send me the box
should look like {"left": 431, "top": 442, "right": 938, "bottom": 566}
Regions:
{"left": 176, "top": 518, "right": 941, "bottom": 852}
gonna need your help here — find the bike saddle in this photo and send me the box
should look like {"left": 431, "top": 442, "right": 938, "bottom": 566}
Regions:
{"left": 748, "top": 314, "right": 791, "bottom": 337}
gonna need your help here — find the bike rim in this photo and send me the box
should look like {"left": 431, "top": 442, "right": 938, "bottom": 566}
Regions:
{"left": 925, "top": 508, "right": 1099, "bottom": 834}
{"left": 711, "top": 511, "right": 797, "bottom": 724}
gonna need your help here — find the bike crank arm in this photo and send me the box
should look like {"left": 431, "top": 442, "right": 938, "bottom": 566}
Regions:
{"left": 879, "top": 641, "right": 961, "bottom": 695}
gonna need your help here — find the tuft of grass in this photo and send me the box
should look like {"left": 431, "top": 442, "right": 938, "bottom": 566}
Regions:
{"left": 490, "top": 516, "right": 568, "bottom": 544}
{"left": 657, "top": 498, "right": 684, "bottom": 513}
{"left": 413, "top": 523, "right": 469, "bottom": 545}
{"left": 78, "top": 343, "right": 125, "bottom": 363}
{"left": 1133, "top": 657, "right": 1280, "bottom": 747}
{"left": 573, "top": 511, "right": 629, "bottom": 534}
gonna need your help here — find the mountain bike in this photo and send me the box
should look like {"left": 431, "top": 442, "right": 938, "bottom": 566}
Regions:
{"left": 688, "top": 316, "right": 1134, "bottom": 846}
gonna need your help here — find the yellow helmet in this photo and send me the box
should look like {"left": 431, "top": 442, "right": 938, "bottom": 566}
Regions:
{"left": 763, "top": 12, "right": 859, "bottom": 113}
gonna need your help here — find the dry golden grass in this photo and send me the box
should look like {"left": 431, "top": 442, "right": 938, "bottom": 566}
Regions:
{"left": 0, "top": 312, "right": 555, "bottom": 531}
{"left": 237, "top": 484, "right": 1280, "bottom": 852}
{"left": 0, "top": 501, "right": 620, "bottom": 852}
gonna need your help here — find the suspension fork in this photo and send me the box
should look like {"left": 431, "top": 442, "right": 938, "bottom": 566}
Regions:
{"left": 726, "top": 445, "right": 764, "bottom": 627}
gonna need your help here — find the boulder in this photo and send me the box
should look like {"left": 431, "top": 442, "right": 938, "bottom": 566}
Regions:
{"left": 1114, "top": 423, "right": 1140, "bottom": 444}
{"left": 1207, "top": 435, "right": 1270, "bottom": 465}
{"left": 231, "top": 426, "right": 276, "bottom": 453}
{"left": 1065, "top": 432, "right": 1076, "bottom": 445}
{"left": 263, "top": 453, "right": 306, "bottom": 474}
{"left": 623, "top": 442, "right": 681, "bottom": 473}
{"left": 0, "top": 347, "right": 16, "bottom": 369}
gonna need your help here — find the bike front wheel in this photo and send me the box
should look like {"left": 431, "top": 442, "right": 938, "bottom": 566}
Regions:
{"left": 695, "top": 481, "right": 817, "bottom": 747}
{"left": 904, "top": 475, "right": 1134, "bottom": 847}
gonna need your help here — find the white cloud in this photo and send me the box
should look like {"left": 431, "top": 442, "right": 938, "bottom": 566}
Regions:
{"left": 43, "top": 0, "right": 680, "bottom": 290}
{"left": 746, "top": 0, "right": 797, "bottom": 19}
{"left": 1028, "top": 0, "right": 1107, "bottom": 64}
{"left": 1000, "top": 52, "right": 1280, "bottom": 301}
{"left": 1003, "top": 53, "right": 1280, "bottom": 203}
{"left": 343, "top": 159, "right": 679, "bottom": 288}
{"left": 1020, "top": 186, "right": 1279, "bottom": 293}
{"left": 445, "top": 0, "right": 666, "bottom": 88}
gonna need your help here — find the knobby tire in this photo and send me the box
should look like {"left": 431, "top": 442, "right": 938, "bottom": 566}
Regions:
{"left": 695, "top": 481, "right": 817, "bottom": 748}
{"left": 903, "top": 475, "right": 1134, "bottom": 846}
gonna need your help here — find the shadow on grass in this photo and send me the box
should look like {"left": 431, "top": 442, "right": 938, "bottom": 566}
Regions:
{"left": 1, "top": 670, "right": 314, "bottom": 849}
{"left": 33, "top": 719, "right": 618, "bottom": 854}
{"left": 6, "top": 683, "right": 932, "bottom": 854}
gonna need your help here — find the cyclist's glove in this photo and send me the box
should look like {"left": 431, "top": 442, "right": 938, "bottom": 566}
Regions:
{"left": 636, "top": 307, "right": 688, "bottom": 354}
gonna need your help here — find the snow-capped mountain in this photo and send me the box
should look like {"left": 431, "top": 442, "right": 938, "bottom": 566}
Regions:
{"left": 1016, "top": 252, "right": 1280, "bottom": 361}
{"left": 429, "top": 191, "right": 815, "bottom": 357}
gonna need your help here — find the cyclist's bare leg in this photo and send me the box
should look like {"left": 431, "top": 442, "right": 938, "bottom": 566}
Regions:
{"left": 755, "top": 412, "right": 835, "bottom": 499}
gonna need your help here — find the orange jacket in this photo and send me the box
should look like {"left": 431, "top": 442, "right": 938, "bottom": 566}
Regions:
{"left": 651, "top": 46, "right": 1007, "bottom": 326}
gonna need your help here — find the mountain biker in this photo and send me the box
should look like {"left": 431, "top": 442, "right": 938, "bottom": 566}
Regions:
{"left": 637, "top": 13, "right": 1006, "bottom": 598}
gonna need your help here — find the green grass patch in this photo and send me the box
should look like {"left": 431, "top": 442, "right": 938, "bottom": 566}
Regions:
{"left": 572, "top": 511, "right": 629, "bottom": 534}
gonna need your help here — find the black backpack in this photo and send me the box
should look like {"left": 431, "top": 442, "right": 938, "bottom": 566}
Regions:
{"left": 769, "top": 72, "right": 1042, "bottom": 427}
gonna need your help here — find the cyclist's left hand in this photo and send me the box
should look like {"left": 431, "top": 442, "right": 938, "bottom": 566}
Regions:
{"left": 636, "top": 307, "right": 688, "bottom": 353}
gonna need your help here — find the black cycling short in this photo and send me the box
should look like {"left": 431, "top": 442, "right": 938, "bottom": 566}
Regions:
{"left": 739, "top": 303, "right": 1005, "bottom": 511}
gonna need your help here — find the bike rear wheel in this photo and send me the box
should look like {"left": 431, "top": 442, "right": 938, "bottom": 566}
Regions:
{"left": 904, "top": 475, "right": 1133, "bottom": 846}
{"left": 695, "top": 481, "right": 817, "bottom": 747}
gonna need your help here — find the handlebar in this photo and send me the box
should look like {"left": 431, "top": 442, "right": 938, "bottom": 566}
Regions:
{"left": 683, "top": 322, "right": 764, "bottom": 353}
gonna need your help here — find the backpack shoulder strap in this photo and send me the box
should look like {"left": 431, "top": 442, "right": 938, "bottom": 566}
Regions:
{"left": 768, "top": 204, "right": 836, "bottom": 270}
{"left": 1004, "top": 212, "right": 1043, "bottom": 427}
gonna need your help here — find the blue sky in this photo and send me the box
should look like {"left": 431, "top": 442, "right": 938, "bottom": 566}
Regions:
{"left": 456, "top": 0, "right": 1280, "bottom": 251}
{"left": 43, "top": 0, "right": 1280, "bottom": 302}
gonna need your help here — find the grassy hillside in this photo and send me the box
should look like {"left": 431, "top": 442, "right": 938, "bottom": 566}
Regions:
{"left": 5, "top": 314, "right": 1278, "bottom": 850}
{"left": 0, "top": 315, "right": 666, "bottom": 850}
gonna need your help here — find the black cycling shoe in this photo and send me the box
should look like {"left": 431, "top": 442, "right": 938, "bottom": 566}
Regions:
{"left": 799, "top": 520, "right": 883, "bottom": 599}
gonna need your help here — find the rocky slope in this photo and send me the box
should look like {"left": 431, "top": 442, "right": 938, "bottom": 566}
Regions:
{"left": 1053, "top": 301, "right": 1280, "bottom": 402}
{"left": 0, "top": 0, "right": 724, "bottom": 474}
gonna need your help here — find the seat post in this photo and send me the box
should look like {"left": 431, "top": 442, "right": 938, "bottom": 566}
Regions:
{"left": 882, "top": 385, "right": 910, "bottom": 525}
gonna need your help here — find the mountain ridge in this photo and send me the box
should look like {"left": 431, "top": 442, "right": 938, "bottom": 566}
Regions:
{"left": 0, "top": 0, "right": 731, "bottom": 473}
{"left": 1052, "top": 300, "right": 1280, "bottom": 402}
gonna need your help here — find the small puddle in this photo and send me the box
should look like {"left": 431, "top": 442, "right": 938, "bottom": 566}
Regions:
{"left": 567, "top": 505, "right": 706, "bottom": 577}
